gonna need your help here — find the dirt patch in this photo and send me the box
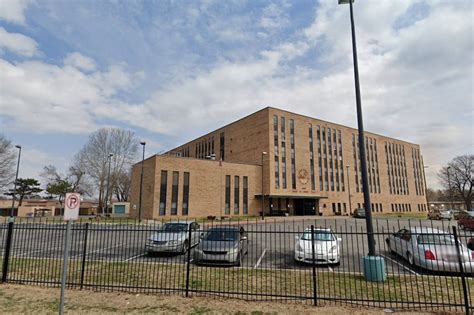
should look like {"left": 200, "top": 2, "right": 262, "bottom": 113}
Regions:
{"left": 0, "top": 284, "right": 459, "bottom": 315}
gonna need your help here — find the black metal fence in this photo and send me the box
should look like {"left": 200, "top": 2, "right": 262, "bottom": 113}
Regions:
{"left": 0, "top": 216, "right": 473, "bottom": 313}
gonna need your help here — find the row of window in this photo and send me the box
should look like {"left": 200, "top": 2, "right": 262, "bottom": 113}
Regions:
{"left": 273, "top": 115, "right": 295, "bottom": 190}
{"left": 357, "top": 203, "right": 384, "bottom": 212}
{"left": 352, "top": 135, "right": 381, "bottom": 194}
{"left": 317, "top": 126, "right": 345, "bottom": 192}
{"left": 331, "top": 202, "right": 347, "bottom": 214}
{"left": 391, "top": 203, "right": 412, "bottom": 212}
{"left": 412, "top": 148, "right": 425, "bottom": 196}
{"left": 225, "top": 175, "right": 249, "bottom": 215}
{"left": 176, "top": 135, "right": 220, "bottom": 160}
{"left": 159, "top": 171, "right": 190, "bottom": 216}
{"left": 385, "top": 142, "right": 409, "bottom": 195}
{"left": 417, "top": 204, "right": 427, "bottom": 211}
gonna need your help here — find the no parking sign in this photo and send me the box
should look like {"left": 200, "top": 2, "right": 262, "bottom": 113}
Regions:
{"left": 64, "top": 193, "right": 81, "bottom": 221}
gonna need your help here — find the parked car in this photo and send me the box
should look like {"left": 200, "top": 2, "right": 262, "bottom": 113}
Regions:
{"left": 457, "top": 212, "right": 474, "bottom": 230}
{"left": 145, "top": 221, "right": 201, "bottom": 254}
{"left": 385, "top": 227, "right": 474, "bottom": 273}
{"left": 427, "top": 209, "right": 452, "bottom": 220}
{"left": 294, "top": 228, "right": 341, "bottom": 265}
{"left": 352, "top": 208, "right": 365, "bottom": 218}
{"left": 452, "top": 209, "right": 469, "bottom": 220}
{"left": 468, "top": 238, "right": 474, "bottom": 251}
{"left": 194, "top": 226, "right": 249, "bottom": 266}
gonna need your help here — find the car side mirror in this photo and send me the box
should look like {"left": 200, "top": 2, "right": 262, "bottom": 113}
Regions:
{"left": 295, "top": 235, "right": 299, "bottom": 241}
{"left": 337, "top": 237, "right": 342, "bottom": 242}
{"left": 200, "top": 233, "right": 204, "bottom": 238}
{"left": 241, "top": 236, "right": 248, "bottom": 241}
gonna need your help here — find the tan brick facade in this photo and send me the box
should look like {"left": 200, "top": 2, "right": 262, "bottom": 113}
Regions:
{"left": 130, "top": 107, "right": 428, "bottom": 219}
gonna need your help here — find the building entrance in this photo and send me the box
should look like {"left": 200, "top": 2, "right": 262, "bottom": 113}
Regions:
{"left": 294, "top": 199, "right": 319, "bottom": 216}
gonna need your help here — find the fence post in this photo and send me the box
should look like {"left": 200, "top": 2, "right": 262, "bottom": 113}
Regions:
{"left": 80, "top": 223, "right": 89, "bottom": 290}
{"left": 311, "top": 225, "right": 318, "bottom": 306}
{"left": 1, "top": 221, "right": 14, "bottom": 283}
{"left": 452, "top": 226, "right": 469, "bottom": 315}
{"left": 185, "top": 224, "right": 192, "bottom": 297}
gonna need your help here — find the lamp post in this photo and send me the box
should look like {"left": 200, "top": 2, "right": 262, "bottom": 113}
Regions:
{"left": 104, "top": 153, "right": 113, "bottom": 216}
{"left": 339, "top": 0, "right": 375, "bottom": 256}
{"left": 9, "top": 145, "right": 22, "bottom": 218}
{"left": 346, "top": 165, "right": 352, "bottom": 215}
{"left": 447, "top": 166, "right": 454, "bottom": 210}
{"left": 138, "top": 142, "right": 146, "bottom": 222}
{"left": 261, "top": 151, "right": 267, "bottom": 220}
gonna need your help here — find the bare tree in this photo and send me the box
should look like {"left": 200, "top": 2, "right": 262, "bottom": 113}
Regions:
{"left": 0, "top": 135, "right": 15, "bottom": 191}
{"left": 74, "top": 128, "right": 139, "bottom": 212}
{"left": 40, "top": 164, "right": 92, "bottom": 205}
{"left": 114, "top": 168, "right": 132, "bottom": 202}
{"left": 438, "top": 155, "right": 473, "bottom": 211}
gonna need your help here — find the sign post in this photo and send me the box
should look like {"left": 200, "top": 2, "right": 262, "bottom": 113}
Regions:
{"left": 59, "top": 193, "right": 80, "bottom": 315}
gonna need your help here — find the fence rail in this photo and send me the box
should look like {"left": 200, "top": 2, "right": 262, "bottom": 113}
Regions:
{"left": 0, "top": 217, "right": 473, "bottom": 313}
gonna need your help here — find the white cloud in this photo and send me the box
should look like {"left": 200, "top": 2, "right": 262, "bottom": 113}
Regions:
{"left": 0, "top": 0, "right": 31, "bottom": 25}
{"left": 64, "top": 52, "right": 96, "bottom": 72}
{"left": 0, "top": 56, "right": 144, "bottom": 134}
{"left": 0, "top": 27, "right": 38, "bottom": 57}
{"left": 260, "top": 2, "right": 290, "bottom": 31}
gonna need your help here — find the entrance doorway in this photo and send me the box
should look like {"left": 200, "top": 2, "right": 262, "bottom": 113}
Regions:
{"left": 294, "top": 199, "right": 319, "bottom": 216}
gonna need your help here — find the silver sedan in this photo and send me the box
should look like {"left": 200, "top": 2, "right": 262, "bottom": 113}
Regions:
{"left": 145, "top": 221, "right": 201, "bottom": 254}
{"left": 386, "top": 227, "right": 474, "bottom": 273}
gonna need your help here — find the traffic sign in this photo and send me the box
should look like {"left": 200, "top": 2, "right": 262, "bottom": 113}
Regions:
{"left": 64, "top": 193, "right": 81, "bottom": 221}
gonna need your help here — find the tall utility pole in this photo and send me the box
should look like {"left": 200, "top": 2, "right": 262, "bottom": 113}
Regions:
{"left": 9, "top": 145, "right": 22, "bottom": 218}
{"left": 104, "top": 153, "right": 113, "bottom": 215}
{"left": 346, "top": 165, "right": 352, "bottom": 215}
{"left": 339, "top": 0, "right": 375, "bottom": 256}
{"left": 138, "top": 141, "right": 146, "bottom": 222}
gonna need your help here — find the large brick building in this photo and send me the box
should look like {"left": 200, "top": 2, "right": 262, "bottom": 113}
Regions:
{"left": 130, "top": 107, "right": 428, "bottom": 219}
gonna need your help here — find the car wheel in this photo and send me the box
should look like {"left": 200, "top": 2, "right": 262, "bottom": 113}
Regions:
{"left": 181, "top": 240, "right": 189, "bottom": 254}
{"left": 385, "top": 239, "right": 396, "bottom": 255}
{"left": 332, "top": 261, "right": 340, "bottom": 267}
{"left": 236, "top": 253, "right": 242, "bottom": 267}
{"left": 407, "top": 252, "right": 415, "bottom": 266}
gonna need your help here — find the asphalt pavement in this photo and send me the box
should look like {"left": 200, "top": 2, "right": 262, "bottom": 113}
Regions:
{"left": 0, "top": 217, "right": 473, "bottom": 277}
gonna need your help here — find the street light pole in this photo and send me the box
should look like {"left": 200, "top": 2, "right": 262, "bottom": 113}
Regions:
{"left": 9, "top": 145, "right": 22, "bottom": 218}
{"left": 104, "top": 153, "right": 113, "bottom": 216}
{"left": 339, "top": 0, "right": 375, "bottom": 257}
{"left": 346, "top": 165, "right": 352, "bottom": 215}
{"left": 261, "top": 152, "right": 267, "bottom": 220}
{"left": 138, "top": 142, "right": 146, "bottom": 222}
{"left": 423, "top": 164, "right": 429, "bottom": 210}
{"left": 447, "top": 166, "right": 454, "bottom": 210}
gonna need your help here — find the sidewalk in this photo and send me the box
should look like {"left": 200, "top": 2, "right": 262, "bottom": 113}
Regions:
{"left": 0, "top": 284, "right": 450, "bottom": 314}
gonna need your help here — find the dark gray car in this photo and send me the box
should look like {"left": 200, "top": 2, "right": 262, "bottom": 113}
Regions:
{"left": 194, "top": 226, "right": 249, "bottom": 266}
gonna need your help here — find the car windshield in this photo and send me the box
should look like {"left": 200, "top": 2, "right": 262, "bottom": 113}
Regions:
{"left": 161, "top": 223, "right": 188, "bottom": 232}
{"left": 301, "top": 230, "right": 335, "bottom": 241}
{"left": 417, "top": 234, "right": 455, "bottom": 245}
{"left": 204, "top": 230, "right": 239, "bottom": 242}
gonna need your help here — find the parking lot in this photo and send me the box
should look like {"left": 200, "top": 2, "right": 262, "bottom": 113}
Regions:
{"left": 1, "top": 216, "right": 473, "bottom": 278}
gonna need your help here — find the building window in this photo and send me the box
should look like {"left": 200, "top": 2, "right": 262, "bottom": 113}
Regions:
{"left": 243, "top": 176, "right": 248, "bottom": 214}
{"left": 182, "top": 172, "right": 189, "bottom": 216}
{"left": 234, "top": 176, "right": 240, "bottom": 214}
{"left": 220, "top": 132, "right": 225, "bottom": 161}
{"left": 225, "top": 175, "right": 231, "bottom": 214}
{"left": 290, "top": 119, "right": 296, "bottom": 189}
{"left": 309, "top": 124, "right": 315, "bottom": 190}
{"left": 159, "top": 171, "right": 168, "bottom": 216}
{"left": 171, "top": 171, "right": 179, "bottom": 215}
{"left": 281, "top": 117, "right": 287, "bottom": 189}
{"left": 274, "top": 115, "right": 280, "bottom": 189}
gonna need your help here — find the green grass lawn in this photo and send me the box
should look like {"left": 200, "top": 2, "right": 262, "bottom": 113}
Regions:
{"left": 4, "top": 257, "right": 472, "bottom": 309}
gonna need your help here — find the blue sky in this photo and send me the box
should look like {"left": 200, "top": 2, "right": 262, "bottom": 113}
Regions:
{"left": 0, "top": 0, "right": 472, "bottom": 189}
